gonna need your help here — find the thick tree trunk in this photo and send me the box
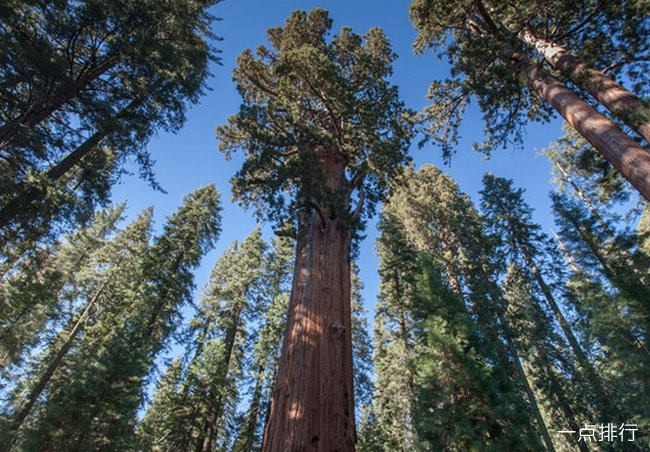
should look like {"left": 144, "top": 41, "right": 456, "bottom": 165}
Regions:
{"left": 520, "top": 29, "right": 650, "bottom": 144}
{"left": 261, "top": 208, "right": 356, "bottom": 452}
{"left": 514, "top": 53, "right": 650, "bottom": 202}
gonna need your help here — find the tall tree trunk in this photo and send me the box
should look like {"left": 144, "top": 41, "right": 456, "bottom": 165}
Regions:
{"left": 261, "top": 208, "right": 356, "bottom": 452}
{"left": 506, "top": 339, "right": 557, "bottom": 452}
{"left": 198, "top": 304, "right": 243, "bottom": 452}
{"left": 522, "top": 250, "right": 626, "bottom": 423}
{"left": 544, "top": 364, "right": 591, "bottom": 452}
{"left": 519, "top": 29, "right": 650, "bottom": 144}
{"left": 232, "top": 370, "right": 264, "bottom": 452}
{"left": 512, "top": 52, "right": 650, "bottom": 202}
{"left": 6, "top": 276, "right": 111, "bottom": 440}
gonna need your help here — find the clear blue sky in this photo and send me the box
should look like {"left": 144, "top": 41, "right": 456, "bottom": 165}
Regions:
{"left": 111, "top": 0, "right": 566, "bottom": 325}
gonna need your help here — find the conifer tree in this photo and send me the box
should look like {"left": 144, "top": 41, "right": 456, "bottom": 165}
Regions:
{"left": 136, "top": 356, "right": 187, "bottom": 451}
{"left": 191, "top": 228, "right": 265, "bottom": 452}
{"left": 0, "top": 203, "right": 125, "bottom": 372}
{"left": 480, "top": 174, "right": 626, "bottom": 428}
{"left": 10, "top": 185, "right": 221, "bottom": 450}
{"left": 363, "top": 213, "right": 419, "bottom": 451}
{"left": 350, "top": 269, "right": 374, "bottom": 413}
{"left": 232, "top": 234, "right": 294, "bottom": 452}
{"left": 374, "top": 164, "right": 543, "bottom": 450}
{"left": 552, "top": 192, "right": 650, "bottom": 446}
{"left": 2, "top": 206, "right": 154, "bottom": 449}
{"left": 217, "top": 9, "right": 411, "bottom": 450}
{"left": 137, "top": 228, "right": 264, "bottom": 452}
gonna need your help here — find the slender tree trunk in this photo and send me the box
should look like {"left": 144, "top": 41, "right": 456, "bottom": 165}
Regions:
{"left": 233, "top": 370, "right": 264, "bottom": 452}
{"left": 6, "top": 277, "right": 111, "bottom": 438}
{"left": 558, "top": 202, "right": 650, "bottom": 315}
{"left": 506, "top": 340, "right": 557, "bottom": 452}
{"left": 261, "top": 207, "right": 356, "bottom": 451}
{"left": 513, "top": 53, "right": 650, "bottom": 202}
{"left": 522, "top": 251, "right": 626, "bottom": 423}
{"left": 519, "top": 29, "right": 650, "bottom": 144}
{"left": 0, "top": 55, "right": 120, "bottom": 151}
{"left": 199, "top": 304, "right": 243, "bottom": 452}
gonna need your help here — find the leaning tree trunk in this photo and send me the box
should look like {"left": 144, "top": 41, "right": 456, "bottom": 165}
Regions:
{"left": 261, "top": 206, "right": 356, "bottom": 451}
{"left": 519, "top": 29, "right": 650, "bottom": 144}
{"left": 512, "top": 52, "right": 650, "bottom": 202}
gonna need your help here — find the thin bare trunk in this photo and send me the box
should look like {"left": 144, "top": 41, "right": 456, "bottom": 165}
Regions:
{"left": 513, "top": 53, "right": 650, "bottom": 201}
{"left": 520, "top": 29, "right": 650, "bottom": 144}
{"left": 523, "top": 251, "right": 625, "bottom": 423}
{"left": 261, "top": 207, "right": 355, "bottom": 451}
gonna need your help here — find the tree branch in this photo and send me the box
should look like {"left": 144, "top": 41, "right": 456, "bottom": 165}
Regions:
{"left": 350, "top": 186, "right": 365, "bottom": 220}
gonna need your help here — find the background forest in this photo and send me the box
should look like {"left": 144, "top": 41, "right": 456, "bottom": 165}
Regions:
{"left": 0, "top": 0, "right": 649, "bottom": 451}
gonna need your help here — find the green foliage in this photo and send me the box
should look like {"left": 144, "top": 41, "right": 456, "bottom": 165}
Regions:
{"left": 138, "top": 228, "right": 265, "bottom": 451}
{"left": 5, "top": 185, "right": 221, "bottom": 450}
{"left": 413, "top": 257, "right": 540, "bottom": 452}
{"left": 368, "top": 164, "right": 543, "bottom": 451}
{"left": 0, "top": 0, "right": 222, "bottom": 251}
{"left": 408, "top": 0, "right": 650, "bottom": 158}
{"left": 0, "top": 203, "right": 125, "bottom": 373}
{"left": 217, "top": 8, "right": 412, "bottom": 227}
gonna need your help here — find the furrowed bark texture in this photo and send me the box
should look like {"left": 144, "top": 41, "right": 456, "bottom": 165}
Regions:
{"left": 515, "top": 54, "right": 650, "bottom": 202}
{"left": 520, "top": 30, "right": 650, "bottom": 144}
{"left": 261, "top": 207, "right": 356, "bottom": 452}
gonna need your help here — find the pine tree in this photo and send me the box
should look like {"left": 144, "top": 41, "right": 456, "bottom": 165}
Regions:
{"left": 192, "top": 228, "right": 265, "bottom": 452}
{"left": 374, "top": 164, "right": 543, "bottom": 450}
{"left": 2, "top": 205, "right": 154, "bottom": 449}
{"left": 10, "top": 185, "right": 221, "bottom": 450}
{"left": 552, "top": 192, "right": 650, "bottom": 447}
{"left": 0, "top": 203, "right": 125, "bottom": 372}
{"left": 351, "top": 268, "right": 374, "bottom": 414}
{"left": 217, "top": 9, "right": 411, "bottom": 450}
{"left": 480, "top": 174, "right": 627, "bottom": 430}
{"left": 136, "top": 356, "right": 186, "bottom": 451}
{"left": 137, "top": 228, "right": 264, "bottom": 452}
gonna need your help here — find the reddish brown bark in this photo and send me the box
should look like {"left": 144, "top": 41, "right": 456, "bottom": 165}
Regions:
{"left": 520, "top": 29, "right": 650, "bottom": 144}
{"left": 261, "top": 206, "right": 356, "bottom": 451}
{"left": 514, "top": 53, "right": 650, "bottom": 202}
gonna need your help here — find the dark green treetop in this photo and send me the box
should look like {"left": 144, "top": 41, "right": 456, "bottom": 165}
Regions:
{"left": 217, "top": 8, "right": 412, "bottom": 228}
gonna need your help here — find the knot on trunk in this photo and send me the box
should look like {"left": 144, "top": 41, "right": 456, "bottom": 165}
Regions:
{"left": 329, "top": 322, "right": 345, "bottom": 339}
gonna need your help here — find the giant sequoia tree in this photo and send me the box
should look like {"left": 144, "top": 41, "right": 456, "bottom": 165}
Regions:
{"left": 217, "top": 9, "right": 411, "bottom": 450}
{"left": 409, "top": 0, "right": 650, "bottom": 200}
